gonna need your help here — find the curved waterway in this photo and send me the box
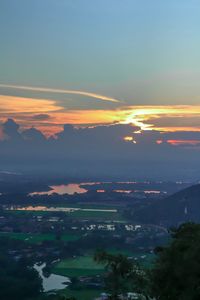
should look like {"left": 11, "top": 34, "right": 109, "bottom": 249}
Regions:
{"left": 34, "top": 263, "right": 70, "bottom": 292}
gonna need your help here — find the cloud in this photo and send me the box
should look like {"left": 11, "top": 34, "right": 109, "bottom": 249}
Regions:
{"left": 2, "top": 118, "right": 21, "bottom": 140}
{"left": 0, "top": 119, "right": 200, "bottom": 180}
{"left": 31, "top": 114, "right": 51, "bottom": 121}
{"left": 120, "top": 105, "right": 200, "bottom": 131}
{"left": 144, "top": 115, "right": 200, "bottom": 130}
{"left": 166, "top": 140, "right": 200, "bottom": 146}
{"left": 22, "top": 127, "right": 46, "bottom": 142}
{"left": 0, "top": 95, "right": 61, "bottom": 113}
{"left": 0, "top": 84, "right": 121, "bottom": 103}
{"left": 1, "top": 94, "right": 200, "bottom": 136}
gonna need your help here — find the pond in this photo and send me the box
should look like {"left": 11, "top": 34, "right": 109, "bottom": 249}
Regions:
{"left": 34, "top": 263, "right": 70, "bottom": 292}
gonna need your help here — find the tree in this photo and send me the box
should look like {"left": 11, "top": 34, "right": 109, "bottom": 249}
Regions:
{"left": 94, "top": 250, "right": 141, "bottom": 300}
{"left": 151, "top": 222, "right": 200, "bottom": 300}
{"left": 0, "top": 255, "right": 43, "bottom": 300}
{"left": 45, "top": 295, "right": 77, "bottom": 300}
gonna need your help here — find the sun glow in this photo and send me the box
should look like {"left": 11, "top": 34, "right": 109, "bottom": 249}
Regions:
{"left": 1, "top": 94, "right": 200, "bottom": 135}
{"left": 120, "top": 105, "right": 200, "bottom": 132}
{"left": 123, "top": 136, "right": 137, "bottom": 143}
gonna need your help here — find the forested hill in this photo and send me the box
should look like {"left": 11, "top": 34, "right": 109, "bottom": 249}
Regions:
{"left": 130, "top": 184, "right": 200, "bottom": 227}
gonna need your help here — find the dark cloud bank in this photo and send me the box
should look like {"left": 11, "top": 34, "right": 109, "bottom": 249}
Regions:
{"left": 1, "top": 119, "right": 200, "bottom": 180}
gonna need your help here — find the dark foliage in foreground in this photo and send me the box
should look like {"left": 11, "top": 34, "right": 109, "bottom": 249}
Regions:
{"left": 94, "top": 250, "right": 149, "bottom": 300}
{"left": 151, "top": 223, "right": 200, "bottom": 300}
{"left": 0, "top": 254, "right": 42, "bottom": 300}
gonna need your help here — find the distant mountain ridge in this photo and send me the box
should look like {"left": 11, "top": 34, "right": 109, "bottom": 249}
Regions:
{"left": 133, "top": 184, "right": 200, "bottom": 227}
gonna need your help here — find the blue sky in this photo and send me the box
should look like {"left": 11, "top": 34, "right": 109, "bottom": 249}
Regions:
{"left": 1, "top": 0, "right": 200, "bottom": 135}
{"left": 1, "top": 0, "right": 200, "bottom": 105}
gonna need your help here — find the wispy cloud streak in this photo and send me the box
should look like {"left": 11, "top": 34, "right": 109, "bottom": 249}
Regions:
{"left": 0, "top": 84, "right": 121, "bottom": 103}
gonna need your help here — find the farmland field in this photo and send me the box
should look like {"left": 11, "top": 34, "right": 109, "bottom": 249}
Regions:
{"left": 68, "top": 210, "right": 123, "bottom": 221}
{"left": 53, "top": 255, "right": 105, "bottom": 277}
{"left": 59, "top": 288, "right": 103, "bottom": 300}
{"left": 0, "top": 232, "right": 81, "bottom": 243}
{"left": 7, "top": 207, "right": 124, "bottom": 221}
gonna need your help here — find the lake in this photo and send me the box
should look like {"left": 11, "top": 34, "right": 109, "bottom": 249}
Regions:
{"left": 30, "top": 183, "right": 88, "bottom": 196}
{"left": 34, "top": 263, "right": 70, "bottom": 292}
{"left": 29, "top": 182, "right": 163, "bottom": 198}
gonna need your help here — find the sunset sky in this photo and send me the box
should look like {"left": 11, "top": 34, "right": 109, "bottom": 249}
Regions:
{"left": 1, "top": 0, "right": 200, "bottom": 136}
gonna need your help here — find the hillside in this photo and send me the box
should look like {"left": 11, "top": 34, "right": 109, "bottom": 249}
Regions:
{"left": 132, "top": 184, "right": 200, "bottom": 227}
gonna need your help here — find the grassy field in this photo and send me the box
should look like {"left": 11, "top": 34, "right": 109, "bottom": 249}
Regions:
{"left": 8, "top": 210, "right": 52, "bottom": 216}
{"left": 59, "top": 288, "right": 103, "bottom": 300}
{"left": 0, "top": 232, "right": 81, "bottom": 243}
{"left": 53, "top": 255, "right": 105, "bottom": 277}
{"left": 8, "top": 208, "right": 123, "bottom": 221}
{"left": 68, "top": 210, "right": 123, "bottom": 221}
{"left": 53, "top": 252, "right": 154, "bottom": 300}
{"left": 107, "top": 248, "right": 135, "bottom": 256}
{"left": 107, "top": 248, "right": 155, "bottom": 268}
{"left": 47, "top": 203, "right": 119, "bottom": 209}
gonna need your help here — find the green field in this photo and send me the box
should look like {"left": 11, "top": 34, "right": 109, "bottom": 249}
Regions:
{"left": 0, "top": 232, "right": 81, "bottom": 243}
{"left": 107, "top": 248, "right": 155, "bottom": 268}
{"left": 53, "top": 256, "right": 105, "bottom": 277}
{"left": 68, "top": 210, "right": 123, "bottom": 221}
{"left": 106, "top": 248, "right": 135, "bottom": 256}
{"left": 8, "top": 208, "right": 123, "bottom": 221}
{"left": 8, "top": 210, "right": 52, "bottom": 216}
{"left": 59, "top": 288, "right": 103, "bottom": 300}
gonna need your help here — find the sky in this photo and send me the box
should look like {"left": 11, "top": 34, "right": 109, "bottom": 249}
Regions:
{"left": 1, "top": 0, "right": 200, "bottom": 143}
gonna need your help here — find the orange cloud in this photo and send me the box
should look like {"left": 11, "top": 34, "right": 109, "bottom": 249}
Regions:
{"left": 167, "top": 140, "right": 200, "bottom": 146}
{"left": 1, "top": 95, "right": 200, "bottom": 136}
{"left": 0, "top": 95, "right": 62, "bottom": 113}
{"left": 120, "top": 105, "right": 200, "bottom": 131}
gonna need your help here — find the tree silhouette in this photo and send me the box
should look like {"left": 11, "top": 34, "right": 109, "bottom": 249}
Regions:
{"left": 94, "top": 250, "right": 141, "bottom": 299}
{"left": 151, "top": 223, "right": 200, "bottom": 300}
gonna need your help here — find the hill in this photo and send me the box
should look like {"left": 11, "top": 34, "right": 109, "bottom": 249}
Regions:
{"left": 131, "top": 184, "right": 200, "bottom": 227}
